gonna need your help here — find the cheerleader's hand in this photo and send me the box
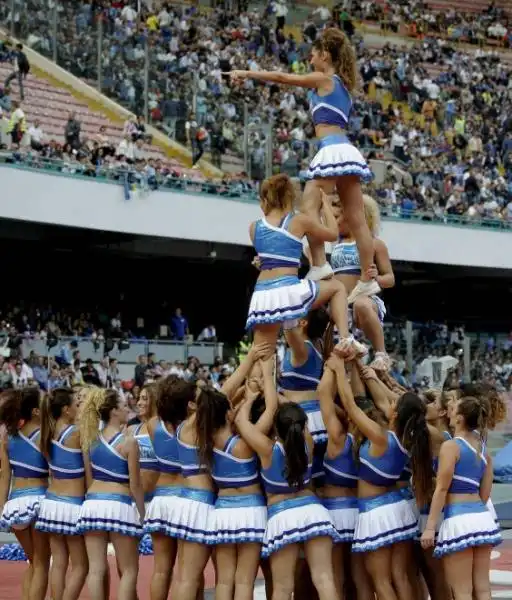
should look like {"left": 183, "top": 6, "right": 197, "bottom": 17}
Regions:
{"left": 223, "top": 70, "right": 248, "bottom": 84}
{"left": 360, "top": 365, "right": 378, "bottom": 381}
{"left": 252, "top": 256, "right": 262, "bottom": 271}
{"left": 250, "top": 342, "right": 273, "bottom": 362}
{"left": 420, "top": 528, "right": 435, "bottom": 550}
{"left": 365, "top": 264, "right": 379, "bottom": 280}
{"left": 326, "top": 353, "right": 345, "bottom": 372}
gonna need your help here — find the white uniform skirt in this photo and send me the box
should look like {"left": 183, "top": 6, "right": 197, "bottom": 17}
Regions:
{"left": 299, "top": 400, "right": 327, "bottom": 481}
{"left": 262, "top": 495, "right": 338, "bottom": 557}
{"left": 322, "top": 496, "right": 358, "bottom": 543}
{"left": 487, "top": 498, "right": 499, "bottom": 526}
{"left": 76, "top": 492, "right": 143, "bottom": 538}
{"left": 352, "top": 489, "right": 418, "bottom": 553}
{"left": 418, "top": 504, "right": 444, "bottom": 537}
{"left": 0, "top": 486, "right": 46, "bottom": 530}
{"left": 35, "top": 493, "right": 83, "bottom": 535}
{"left": 144, "top": 485, "right": 182, "bottom": 536}
{"left": 246, "top": 275, "right": 319, "bottom": 330}
{"left": 303, "top": 134, "right": 373, "bottom": 182}
{"left": 212, "top": 494, "right": 267, "bottom": 545}
{"left": 434, "top": 501, "right": 502, "bottom": 558}
{"left": 161, "top": 487, "right": 215, "bottom": 544}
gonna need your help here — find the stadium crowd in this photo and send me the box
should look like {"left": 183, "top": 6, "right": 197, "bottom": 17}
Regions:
{"left": 0, "top": 304, "right": 510, "bottom": 394}
{"left": 0, "top": 0, "right": 511, "bottom": 224}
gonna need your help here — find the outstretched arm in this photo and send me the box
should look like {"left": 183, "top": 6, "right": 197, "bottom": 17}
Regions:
{"left": 225, "top": 70, "right": 331, "bottom": 90}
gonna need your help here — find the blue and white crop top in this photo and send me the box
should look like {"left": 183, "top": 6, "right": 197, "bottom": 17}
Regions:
{"left": 8, "top": 429, "right": 49, "bottom": 479}
{"left": 176, "top": 422, "right": 207, "bottom": 478}
{"left": 309, "top": 75, "right": 352, "bottom": 129}
{"left": 330, "top": 239, "right": 360, "bottom": 275}
{"left": 152, "top": 420, "right": 181, "bottom": 474}
{"left": 90, "top": 432, "right": 129, "bottom": 484}
{"left": 261, "top": 441, "right": 312, "bottom": 494}
{"left": 212, "top": 435, "right": 259, "bottom": 489}
{"left": 433, "top": 431, "right": 453, "bottom": 473}
{"left": 49, "top": 425, "right": 84, "bottom": 480}
{"left": 359, "top": 431, "right": 409, "bottom": 487}
{"left": 448, "top": 437, "right": 486, "bottom": 494}
{"left": 279, "top": 341, "right": 323, "bottom": 392}
{"left": 253, "top": 213, "right": 303, "bottom": 271}
{"left": 323, "top": 433, "right": 358, "bottom": 488}
{"left": 134, "top": 423, "right": 159, "bottom": 472}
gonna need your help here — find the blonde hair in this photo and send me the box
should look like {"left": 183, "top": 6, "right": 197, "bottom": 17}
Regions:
{"left": 79, "top": 387, "right": 119, "bottom": 452}
{"left": 363, "top": 194, "right": 381, "bottom": 236}
{"left": 260, "top": 173, "right": 295, "bottom": 215}
{"left": 313, "top": 28, "right": 358, "bottom": 93}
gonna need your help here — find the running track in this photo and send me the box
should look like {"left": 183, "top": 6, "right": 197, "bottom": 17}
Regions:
{"left": 1, "top": 543, "right": 512, "bottom": 599}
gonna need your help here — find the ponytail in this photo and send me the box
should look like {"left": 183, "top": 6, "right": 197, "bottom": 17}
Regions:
{"left": 39, "top": 393, "right": 56, "bottom": 459}
{"left": 0, "top": 387, "right": 40, "bottom": 436}
{"left": 79, "top": 387, "right": 118, "bottom": 452}
{"left": 395, "top": 392, "right": 434, "bottom": 507}
{"left": 195, "top": 388, "right": 230, "bottom": 469}
{"left": 275, "top": 402, "right": 308, "bottom": 490}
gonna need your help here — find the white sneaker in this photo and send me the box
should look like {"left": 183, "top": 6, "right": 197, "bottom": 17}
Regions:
{"left": 347, "top": 279, "right": 381, "bottom": 305}
{"left": 352, "top": 338, "right": 368, "bottom": 358}
{"left": 370, "top": 351, "right": 391, "bottom": 371}
{"left": 305, "top": 263, "right": 334, "bottom": 281}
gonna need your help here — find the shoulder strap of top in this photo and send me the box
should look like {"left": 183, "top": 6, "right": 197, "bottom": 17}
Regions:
{"left": 176, "top": 421, "right": 185, "bottom": 440}
{"left": 107, "top": 431, "right": 124, "bottom": 447}
{"left": 280, "top": 212, "right": 294, "bottom": 231}
{"left": 28, "top": 428, "right": 41, "bottom": 442}
{"left": 134, "top": 423, "right": 143, "bottom": 436}
{"left": 57, "top": 425, "right": 76, "bottom": 444}
{"left": 224, "top": 434, "right": 239, "bottom": 454}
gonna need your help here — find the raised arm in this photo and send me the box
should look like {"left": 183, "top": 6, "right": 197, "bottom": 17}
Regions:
{"left": 235, "top": 396, "right": 274, "bottom": 463}
{"left": 330, "top": 354, "right": 388, "bottom": 447}
{"left": 253, "top": 358, "right": 279, "bottom": 435}
{"left": 318, "top": 364, "right": 344, "bottom": 446}
{"left": 221, "top": 342, "right": 272, "bottom": 402}
{"left": 374, "top": 238, "right": 395, "bottom": 289}
{"left": 226, "top": 70, "right": 331, "bottom": 90}
{"left": 358, "top": 363, "right": 395, "bottom": 420}
{"left": 294, "top": 194, "right": 338, "bottom": 243}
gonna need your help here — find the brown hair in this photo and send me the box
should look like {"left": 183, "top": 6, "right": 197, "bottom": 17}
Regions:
{"left": 0, "top": 388, "right": 41, "bottom": 436}
{"left": 40, "top": 388, "right": 75, "bottom": 458}
{"left": 260, "top": 173, "right": 295, "bottom": 215}
{"left": 457, "top": 395, "right": 490, "bottom": 455}
{"left": 140, "top": 383, "right": 158, "bottom": 419}
{"left": 313, "top": 28, "right": 358, "bottom": 93}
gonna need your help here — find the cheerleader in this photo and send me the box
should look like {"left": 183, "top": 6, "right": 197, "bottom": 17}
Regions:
{"left": 167, "top": 384, "right": 218, "bottom": 600}
{"left": 331, "top": 194, "right": 394, "bottom": 370}
{"left": 245, "top": 172, "right": 364, "bottom": 360}
{"left": 421, "top": 395, "right": 502, "bottom": 600}
{"left": 317, "top": 361, "right": 360, "bottom": 599}
{"left": 331, "top": 347, "right": 434, "bottom": 600}
{"left": 279, "top": 308, "right": 331, "bottom": 484}
{"left": 127, "top": 383, "right": 159, "bottom": 508}
{"left": 235, "top": 398, "right": 340, "bottom": 600}
{"left": 0, "top": 387, "right": 50, "bottom": 600}
{"left": 36, "top": 388, "right": 88, "bottom": 600}
{"left": 225, "top": 28, "right": 376, "bottom": 303}
{"left": 196, "top": 357, "right": 276, "bottom": 600}
{"left": 144, "top": 376, "right": 187, "bottom": 600}
{"left": 77, "top": 388, "right": 144, "bottom": 600}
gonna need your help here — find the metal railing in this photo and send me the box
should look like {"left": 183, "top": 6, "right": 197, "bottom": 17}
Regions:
{"left": 2, "top": 154, "right": 512, "bottom": 230}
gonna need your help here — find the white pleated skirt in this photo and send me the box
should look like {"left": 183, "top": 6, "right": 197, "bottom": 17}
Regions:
{"left": 164, "top": 488, "right": 215, "bottom": 544}
{"left": 144, "top": 486, "right": 182, "bottom": 536}
{"left": 352, "top": 490, "right": 418, "bottom": 553}
{"left": 322, "top": 496, "right": 358, "bottom": 543}
{"left": 35, "top": 493, "right": 83, "bottom": 535}
{"left": 417, "top": 504, "right": 444, "bottom": 537}
{"left": 212, "top": 494, "right": 267, "bottom": 545}
{"left": 76, "top": 493, "right": 143, "bottom": 538}
{"left": 262, "top": 495, "right": 338, "bottom": 557}
{"left": 487, "top": 498, "right": 499, "bottom": 525}
{"left": 304, "top": 135, "right": 373, "bottom": 182}
{"left": 434, "top": 501, "right": 502, "bottom": 558}
{"left": 0, "top": 487, "right": 46, "bottom": 530}
{"left": 246, "top": 276, "right": 319, "bottom": 330}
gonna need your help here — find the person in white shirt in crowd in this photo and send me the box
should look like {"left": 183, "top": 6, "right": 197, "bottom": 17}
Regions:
{"left": 117, "top": 135, "right": 136, "bottom": 161}
{"left": 197, "top": 325, "right": 217, "bottom": 343}
{"left": 28, "top": 118, "right": 44, "bottom": 151}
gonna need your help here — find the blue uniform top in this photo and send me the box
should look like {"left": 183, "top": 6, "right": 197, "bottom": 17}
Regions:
{"left": 330, "top": 239, "right": 360, "bottom": 275}
{"left": 176, "top": 422, "right": 208, "bottom": 478}
{"left": 359, "top": 431, "right": 409, "bottom": 487}
{"left": 279, "top": 340, "right": 323, "bottom": 392}
{"left": 152, "top": 420, "right": 181, "bottom": 474}
{"left": 89, "top": 432, "right": 129, "bottom": 485}
{"left": 7, "top": 429, "right": 49, "bottom": 479}
{"left": 49, "top": 425, "right": 84, "bottom": 480}
{"left": 448, "top": 437, "right": 487, "bottom": 494}
{"left": 253, "top": 212, "right": 303, "bottom": 271}
{"left": 211, "top": 434, "right": 259, "bottom": 489}
{"left": 133, "top": 423, "right": 159, "bottom": 472}
{"left": 309, "top": 75, "right": 352, "bottom": 129}
{"left": 261, "top": 441, "right": 312, "bottom": 494}
{"left": 323, "top": 433, "right": 358, "bottom": 488}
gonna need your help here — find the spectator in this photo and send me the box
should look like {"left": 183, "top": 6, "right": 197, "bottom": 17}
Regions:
{"left": 4, "top": 43, "right": 29, "bottom": 101}
{"left": 28, "top": 118, "right": 45, "bottom": 151}
{"left": 171, "top": 308, "right": 189, "bottom": 341}
{"left": 64, "top": 112, "right": 81, "bottom": 150}
{"left": 197, "top": 325, "right": 217, "bottom": 343}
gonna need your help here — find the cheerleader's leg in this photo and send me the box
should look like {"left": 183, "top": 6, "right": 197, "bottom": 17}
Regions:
{"left": 111, "top": 532, "right": 139, "bottom": 600}
{"left": 391, "top": 541, "right": 417, "bottom": 600}
{"left": 151, "top": 534, "right": 177, "bottom": 600}
{"left": 270, "top": 543, "right": 300, "bottom": 600}
{"left": 442, "top": 547, "right": 473, "bottom": 599}
{"left": 332, "top": 543, "right": 347, "bottom": 600}
{"left": 472, "top": 545, "right": 492, "bottom": 599}
{"left": 234, "top": 543, "right": 261, "bottom": 600}
{"left": 215, "top": 544, "right": 237, "bottom": 600}
{"left": 48, "top": 535, "right": 68, "bottom": 600}
{"left": 253, "top": 323, "right": 281, "bottom": 355}
{"left": 364, "top": 546, "right": 398, "bottom": 600}
{"left": 171, "top": 540, "right": 211, "bottom": 600}
{"left": 29, "top": 526, "right": 50, "bottom": 600}
{"left": 304, "top": 536, "right": 339, "bottom": 600}
{"left": 66, "top": 535, "right": 88, "bottom": 600}
{"left": 353, "top": 297, "right": 386, "bottom": 356}
{"left": 13, "top": 528, "right": 34, "bottom": 600}
{"left": 350, "top": 553, "right": 374, "bottom": 600}
{"left": 84, "top": 532, "right": 109, "bottom": 600}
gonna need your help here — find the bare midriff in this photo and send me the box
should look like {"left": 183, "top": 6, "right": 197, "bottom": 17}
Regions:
{"left": 258, "top": 267, "right": 298, "bottom": 282}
